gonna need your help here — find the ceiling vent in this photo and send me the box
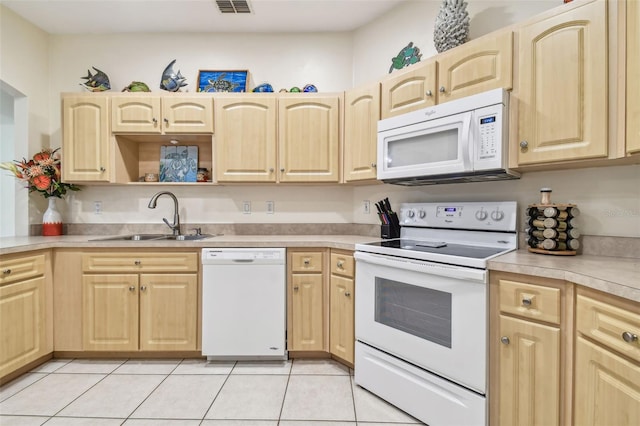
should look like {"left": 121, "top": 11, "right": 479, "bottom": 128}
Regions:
{"left": 216, "top": 0, "right": 252, "bottom": 14}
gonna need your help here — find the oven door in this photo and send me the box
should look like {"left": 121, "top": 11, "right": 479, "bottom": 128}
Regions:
{"left": 355, "top": 251, "right": 486, "bottom": 393}
{"left": 377, "top": 110, "right": 473, "bottom": 181}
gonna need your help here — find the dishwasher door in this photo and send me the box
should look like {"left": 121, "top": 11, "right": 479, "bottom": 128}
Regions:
{"left": 201, "top": 248, "right": 286, "bottom": 360}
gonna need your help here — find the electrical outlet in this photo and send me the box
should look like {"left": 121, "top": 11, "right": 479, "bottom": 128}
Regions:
{"left": 94, "top": 201, "right": 102, "bottom": 215}
{"left": 242, "top": 201, "right": 251, "bottom": 214}
{"left": 266, "top": 201, "right": 275, "bottom": 214}
{"left": 363, "top": 200, "right": 371, "bottom": 214}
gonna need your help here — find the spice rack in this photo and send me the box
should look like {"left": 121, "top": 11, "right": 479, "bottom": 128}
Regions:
{"left": 525, "top": 188, "right": 580, "bottom": 256}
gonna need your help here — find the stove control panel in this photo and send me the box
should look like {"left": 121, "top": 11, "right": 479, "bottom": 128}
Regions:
{"left": 399, "top": 201, "right": 517, "bottom": 232}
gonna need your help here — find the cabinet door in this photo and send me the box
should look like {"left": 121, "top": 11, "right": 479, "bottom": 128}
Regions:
{"left": 111, "top": 96, "right": 161, "bottom": 134}
{"left": 574, "top": 336, "right": 640, "bottom": 426}
{"left": 215, "top": 95, "right": 277, "bottom": 182}
{"left": 515, "top": 0, "right": 607, "bottom": 165}
{"left": 82, "top": 274, "right": 139, "bottom": 351}
{"left": 290, "top": 273, "right": 324, "bottom": 351}
{"left": 343, "top": 83, "right": 380, "bottom": 182}
{"left": 627, "top": 0, "right": 640, "bottom": 154}
{"left": 437, "top": 30, "right": 513, "bottom": 103}
{"left": 278, "top": 95, "right": 340, "bottom": 183}
{"left": 498, "top": 315, "right": 560, "bottom": 426}
{"left": 0, "top": 277, "right": 46, "bottom": 378}
{"left": 162, "top": 96, "right": 213, "bottom": 134}
{"left": 62, "top": 96, "right": 111, "bottom": 182}
{"left": 380, "top": 60, "right": 437, "bottom": 119}
{"left": 139, "top": 274, "right": 197, "bottom": 351}
{"left": 329, "top": 274, "right": 354, "bottom": 363}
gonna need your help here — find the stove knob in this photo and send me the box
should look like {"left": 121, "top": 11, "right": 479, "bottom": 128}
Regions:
{"left": 407, "top": 210, "right": 415, "bottom": 218}
{"left": 475, "top": 210, "right": 488, "bottom": 221}
{"left": 418, "top": 210, "right": 426, "bottom": 219}
{"left": 491, "top": 210, "right": 504, "bottom": 221}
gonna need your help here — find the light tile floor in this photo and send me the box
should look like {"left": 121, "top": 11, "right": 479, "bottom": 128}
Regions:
{"left": 0, "top": 358, "right": 424, "bottom": 425}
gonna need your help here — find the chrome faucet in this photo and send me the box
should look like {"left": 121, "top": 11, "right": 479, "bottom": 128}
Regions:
{"left": 147, "top": 191, "right": 181, "bottom": 236}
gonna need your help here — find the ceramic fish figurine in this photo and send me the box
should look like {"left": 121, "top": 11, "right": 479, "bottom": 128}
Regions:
{"left": 160, "top": 59, "right": 187, "bottom": 92}
{"left": 122, "top": 81, "right": 151, "bottom": 92}
{"left": 290, "top": 86, "right": 301, "bottom": 93}
{"left": 80, "top": 67, "right": 111, "bottom": 91}
{"left": 252, "top": 83, "right": 274, "bottom": 93}
{"left": 389, "top": 42, "right": 422, "bottom": 73}
{"left": 303, "top": 84, "right": 318, "bottom": 93}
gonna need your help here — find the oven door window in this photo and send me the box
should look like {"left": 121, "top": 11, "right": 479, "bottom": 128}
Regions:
{"left": 375, "top": 277, "right": 452, "bottom": 348}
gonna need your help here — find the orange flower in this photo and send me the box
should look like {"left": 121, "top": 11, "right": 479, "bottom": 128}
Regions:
{"left": 32, "top": 174, "right": 52, "bottom": 191}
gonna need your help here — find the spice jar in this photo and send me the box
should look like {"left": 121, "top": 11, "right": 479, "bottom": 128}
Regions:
{"left": 197, "top": 168, "right": 209, "bottom": 182}
{"left": 540, "top": 187, "right": 552, "bottom": 204}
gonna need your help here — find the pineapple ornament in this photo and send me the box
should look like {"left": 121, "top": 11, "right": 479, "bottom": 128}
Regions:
{"left": 433, "top": 0, "right": 470, "bottom": 53}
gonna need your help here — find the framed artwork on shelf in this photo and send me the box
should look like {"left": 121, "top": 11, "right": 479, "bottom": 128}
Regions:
{"left": 197, "top": 70, "right": 249, "bottom": 92}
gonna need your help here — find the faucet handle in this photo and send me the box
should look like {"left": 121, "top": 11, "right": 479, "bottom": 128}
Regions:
{"left": 191, "top": 227, "right": 202, "bottom": 236}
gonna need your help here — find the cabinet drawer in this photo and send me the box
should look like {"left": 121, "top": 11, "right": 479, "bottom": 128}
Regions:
{"left": 577, "top": 294, "right": 640, "bottom": 363}
{"left": 290, "top": 252, "right": 324, "bottom": 272}
{"left": 499, "top": 279, "right": 561, "bottom": 325}
{"left": 0, "top": 254, "right": 46, "bottom": 286}
{"left": 82, "top": 252, "right": 198, "bottom": 273}
{"left": 330, "top": 252, "right": 354, "bottom": 278}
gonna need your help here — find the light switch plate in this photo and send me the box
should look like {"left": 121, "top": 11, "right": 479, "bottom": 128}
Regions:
{"left": 242, "top": 201, "right": 251, "bottom": 214}
{"left": 266, "top": 201, "right": 275, "bottom": 214}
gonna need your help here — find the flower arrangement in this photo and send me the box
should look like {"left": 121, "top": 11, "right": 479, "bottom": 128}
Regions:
{"left": 0, "top": 147, "right": 80, "bottom": 198}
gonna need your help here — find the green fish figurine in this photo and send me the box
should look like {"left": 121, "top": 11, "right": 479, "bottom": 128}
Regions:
{"left": 122, "top": 81, "right": 151, "bottom": 92}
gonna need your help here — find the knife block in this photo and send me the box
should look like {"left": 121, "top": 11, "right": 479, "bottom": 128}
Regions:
{"left": 381, "top": 224, "right": 400, "bottom": 239}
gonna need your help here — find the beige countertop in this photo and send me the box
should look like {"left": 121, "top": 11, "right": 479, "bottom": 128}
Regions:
{"left": 488, "top": 250, "right": 640, "bottom": 302}
{"left": 2, "top": 236, "right": 638, "bottom": 302}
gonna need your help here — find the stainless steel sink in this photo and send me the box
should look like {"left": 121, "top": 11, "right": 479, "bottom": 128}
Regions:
{"left": 90, "top": 233, "right": 217, "bottom": 242}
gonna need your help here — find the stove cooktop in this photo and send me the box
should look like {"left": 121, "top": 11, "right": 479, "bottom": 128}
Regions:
{"left": 365, "top": 238, "right": 509, "bottom": 259}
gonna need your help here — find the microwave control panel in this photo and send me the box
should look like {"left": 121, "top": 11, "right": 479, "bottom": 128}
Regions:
{"left": 478, "top": 115, "right": 498, "bottom": 159}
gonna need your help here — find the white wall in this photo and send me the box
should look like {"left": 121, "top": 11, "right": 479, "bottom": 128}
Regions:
{"left": 0, "top": 5, "right": 51, "bottom": 234}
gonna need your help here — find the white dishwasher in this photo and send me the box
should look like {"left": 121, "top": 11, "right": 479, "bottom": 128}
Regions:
{"left": 201, "top": 248, "right": 286, "bottom": 360}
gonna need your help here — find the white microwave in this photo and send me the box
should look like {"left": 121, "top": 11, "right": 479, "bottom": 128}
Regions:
{"left": 377, "top": 88, "right": 519, "bottom": 185}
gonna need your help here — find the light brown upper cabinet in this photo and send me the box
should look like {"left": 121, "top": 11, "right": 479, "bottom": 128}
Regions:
{"left": 381, "top": 59, "right": 437, "bottom": 119}
{"left": 343, "top": 83, "right": 380, "bottom": 182}
{"left": 514, "top": 0, "right": 608, "bottom": 165}
{"left": 381, "top": 30, "right": 513, "bottom": 119}
{"left": 214, "top": 94, "right": 278, "bottom": 183}
{"left": 278, "top": 94, "right": 341, "bottom": 183}
{"left": 62, "top": 94, "right": 111, "bottom": 182}
{"left": 111, "top": 94, "right": 213, "bottom": 134}
{"left": 627, "top": 0, "right": 640, "bottom": 155}
{"left": 436, "top": 30, "right": 513, "bottom": 104}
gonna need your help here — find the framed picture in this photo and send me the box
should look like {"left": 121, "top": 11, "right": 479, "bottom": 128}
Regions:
{"left": 197, "top": 70, "right": 249, "bottom": 92}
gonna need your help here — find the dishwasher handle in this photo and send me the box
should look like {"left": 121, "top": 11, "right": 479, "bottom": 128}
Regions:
{"left": 232, "top": 259, "right": 255, "bottom": 263}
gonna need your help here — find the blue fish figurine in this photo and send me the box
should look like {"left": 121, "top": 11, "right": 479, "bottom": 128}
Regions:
{"left": 252, "top": 83, "right": 274, "bottom": 93}
{"left": 160, "top": 59, "right": 187, "bottom": 92}
{"left": 303, "top": 84, "right": 318, "bottom": 93}
{"left": 80, "top": 67, "right": 111, "bottom": 91}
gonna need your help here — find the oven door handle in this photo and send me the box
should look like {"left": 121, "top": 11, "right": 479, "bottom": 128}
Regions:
{"left": 355, "top": 252, "right": 486, "bottom": 283}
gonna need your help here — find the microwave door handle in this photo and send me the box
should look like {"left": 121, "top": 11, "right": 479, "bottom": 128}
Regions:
{"left": 462, "top": 114, "right": 473, "bottom": 169}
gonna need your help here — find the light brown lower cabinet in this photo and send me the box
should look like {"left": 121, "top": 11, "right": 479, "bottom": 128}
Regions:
{"left": 81, "top": 251, "right": 198, "bottom": 352}
{"left": 573, "top": 287, "right": 640, "bottom": 425}
{"left": 329, "top": 250, "right": 355, "bottom": 364}
{"left": 0, "top": 251, "right": 53, "bottom": 382}
{"left": 490, "top": 271, "right": 640, "bottom": 426}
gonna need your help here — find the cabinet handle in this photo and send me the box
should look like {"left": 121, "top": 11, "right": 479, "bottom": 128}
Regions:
{"left": 337, "top": 260, "right": 344, "bottom": 268}
{"left": 371, "top": 163, "right": 377, "bottom": 168}
{"left": 140, "top": 285, "right": 147, "bottom": 291}
{"left": 345, "top": 291, "right": 351, "bottom": 297}
{"left": 303, "top": 259, "right": 310, "bottom": 266}
{"left": 129, "top": 286, "right": 136, "bottom": 292}
{"left": 269, "top": 168, "right": 274, "bottom": 173}
{"left": 426, "top": 90, "right": 432, "bottom": 97}
{"left": 622, "top": 332, "right": 639, "bottom": 343}
{"left": 134, "top": 260, "right": 141, "bottom": 266}
{"left": 99, "top": 167, "right": 106, "bottom": 172}
{"left": 500, "top": 336, "right": 510, "bottom": 345}
{"left": 439, "top": 86, "right": 446, "bottom": 93}
{"left": 520, "top": 140, "right": 529, "bottom": 150}
{"left": 2, "top": 269, "right": 11, "bottom": 275}
{"left": 293, "top": 286, "right": 299, "bottom": 291}
{"left": 163, "top": 118, "right": 169, "bottom": 124}
{"left": 152, "top": 118, "right": 158, "bottom": 124}
{"left": 522, "top": 297, "right": 532, "bottom": 306}
{"left": 280, "top": 168, "right": 285, "bottom": 173}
